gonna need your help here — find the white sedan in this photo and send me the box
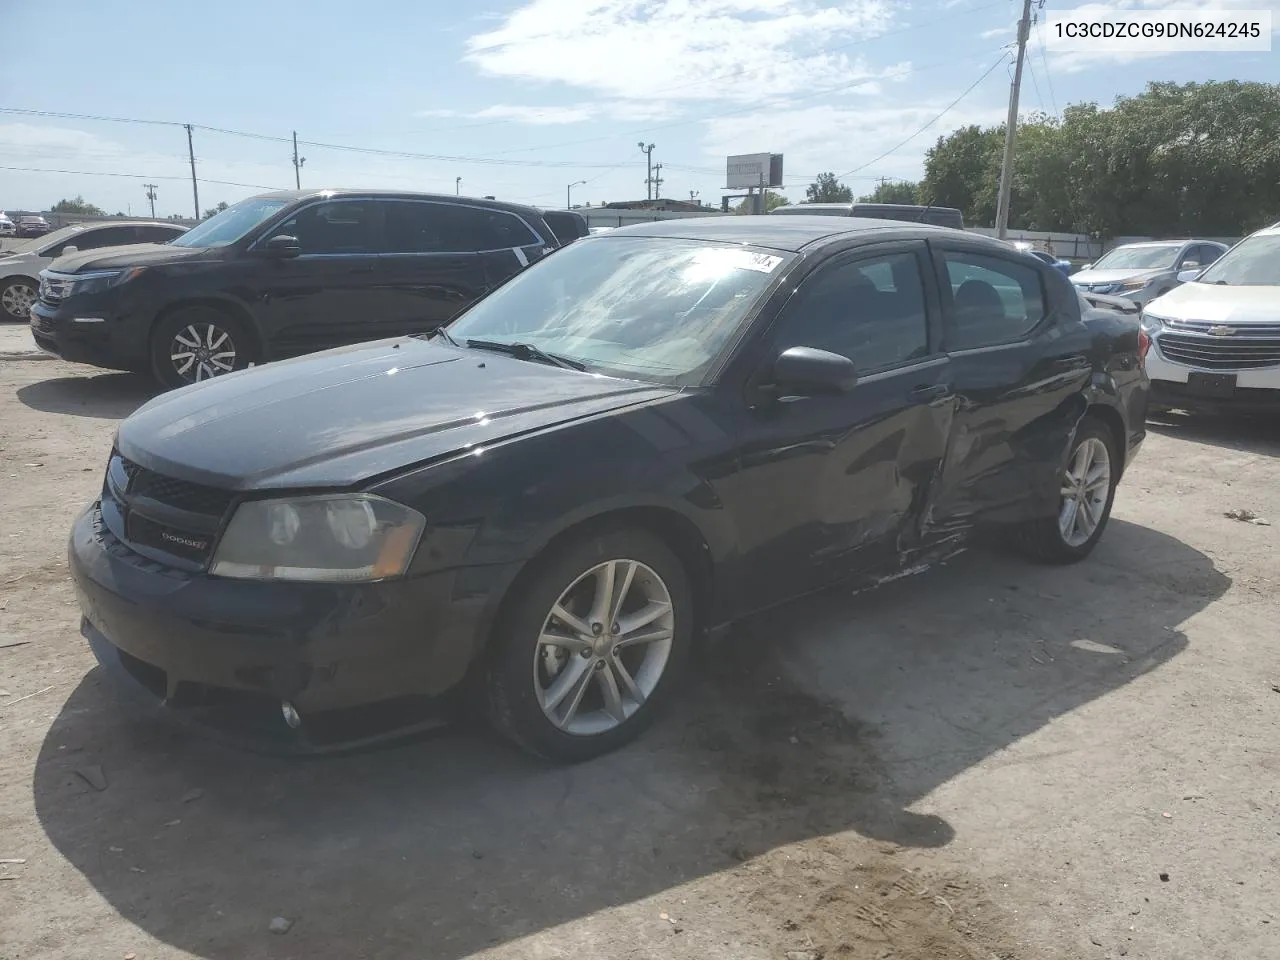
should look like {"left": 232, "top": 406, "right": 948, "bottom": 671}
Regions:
{"left": 1141, "top": 224, "right": 1280, "bottom": 413}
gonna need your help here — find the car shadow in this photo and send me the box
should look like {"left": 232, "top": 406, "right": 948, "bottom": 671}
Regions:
{"left": 1147, "top": 409, "right": 1280, "bottom": 459}
{"left": 15, "top": 371, "right": 158, "bottom": 420}
{"left": 33, "top": 519, "right": 1226, "bottom": 958}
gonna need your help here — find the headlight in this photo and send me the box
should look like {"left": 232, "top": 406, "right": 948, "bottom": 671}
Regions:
{"left": 1117, "top": 278, "right": 1148, "bottom": 293}
{"left": 57, "top": 266, "right": 146, "bottom": 297}
{"left": 210, "top": 494, "right": 426, "bottom": 582}
{"left": 1140, "top": 312, "right": 1167, "bottom": 334}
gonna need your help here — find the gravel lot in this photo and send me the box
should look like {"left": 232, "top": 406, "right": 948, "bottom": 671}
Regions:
{"left": 1, "top": 342, "right": 1277, "bottom": 960}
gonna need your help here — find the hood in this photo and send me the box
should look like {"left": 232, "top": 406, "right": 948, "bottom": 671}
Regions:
{"left": 1071, "top": 267, "right": 1168, "bottom": 286}
{"left": 50, "top": 242, "right": 210, "bottom": 274}
{"left": 117, "top": 338, "right": 674, "bottom": 490}
{"left": 1144, "top": 281, "right": 1280, "bottom": 325}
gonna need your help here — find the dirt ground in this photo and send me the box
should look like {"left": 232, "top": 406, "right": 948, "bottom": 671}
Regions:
{"left": 1, "top": 343, "right": 1277, "bottom": 960}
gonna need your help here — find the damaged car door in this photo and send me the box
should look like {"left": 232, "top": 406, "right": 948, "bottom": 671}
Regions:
{"left": 925, "top": 240, "right": 1096, "bottom": 529}
{"left": 726, "top": 241, "right": 956, "bottom": 611}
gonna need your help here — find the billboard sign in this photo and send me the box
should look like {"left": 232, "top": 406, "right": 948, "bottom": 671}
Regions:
{"left": 726, "top": 153, "right": 784, "bottom": 189}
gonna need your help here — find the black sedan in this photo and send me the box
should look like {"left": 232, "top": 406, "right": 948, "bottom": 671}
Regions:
{"left": 70, "top": 217, "right": 1149, "bottom": 761}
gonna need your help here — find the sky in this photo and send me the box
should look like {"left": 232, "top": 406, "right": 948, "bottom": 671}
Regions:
{"left": 0, "top": 0, "right": 1276, "bottom": 218}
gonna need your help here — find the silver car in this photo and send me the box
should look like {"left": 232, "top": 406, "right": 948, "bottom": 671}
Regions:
{"left": 0, "top": 220, "right": 187, "bottom": 320}
{"left": 1071, "top": 239, "right": 1228, "bottom": 308}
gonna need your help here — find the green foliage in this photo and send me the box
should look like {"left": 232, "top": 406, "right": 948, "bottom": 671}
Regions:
{"left": 919, "top": 81, "right": 1280, "bottom": 236}
{"left": 202, "top": 201, "right": 230, "bottom": 219}
{"left": 50, "top": 196, "right": 104, "bottom": 216}
{"left": 732, "top": 190, "right": 790, "bottom": 214}
{"left": 806, "top": 172, "right": 854, "bottom": 203}
{"left": 857, "top": 180, "right": 919, "bottom": 204}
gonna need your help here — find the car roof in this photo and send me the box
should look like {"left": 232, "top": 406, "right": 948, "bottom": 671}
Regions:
{"left": 252, "top": 188, "right": 548, "bottom": 218}
{"left": 605, "top": 215, "right": 968, "bottom": 252}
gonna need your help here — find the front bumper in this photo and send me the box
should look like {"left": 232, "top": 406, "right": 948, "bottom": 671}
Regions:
{"left": 30, "top": 295, "right": 149, "bottom": 371}
{"left": 70, "top": 505, "right": 507, "bottom": 753}
{"left": 1146, "top": 342, "right": 1280, "bottom": 413}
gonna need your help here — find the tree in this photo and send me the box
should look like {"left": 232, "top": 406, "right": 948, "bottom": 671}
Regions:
{"left": 805, "top": 172, "right": 853, "bottom": 204}
{"left": 917, "top": 80, "right": 1280, "bottom": 236}
{"left": 51, "top": 195, "right": 104, "bottom": 216}
{"left": 202, "top": 201, "right": 229, "bottom": 219}
{"left": 857, "top": 180, "right": 919, "bottom": 204}
{"left": 732, "top": 190, "right": 790, "bottom": 214}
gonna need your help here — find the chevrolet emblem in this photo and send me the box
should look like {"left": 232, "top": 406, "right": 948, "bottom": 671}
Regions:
{"left": 1206, "top": 325, "right": 1236, "bottom": 337}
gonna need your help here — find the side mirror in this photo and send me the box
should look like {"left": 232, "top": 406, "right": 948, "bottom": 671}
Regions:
{"left": 1176, "top": 269, "right": 1201, "bottom": 283}
{"left": 261, "top": 234, "right": 301, "bottom": 258}
{"left": 771, "top": 346, "right": 857, "bottom": 396}
{"left": 62, "top": 244, "right": 78, "bottom": 256}
{"left": 1179, "top": 260, "right": 1199, "bottom": 271}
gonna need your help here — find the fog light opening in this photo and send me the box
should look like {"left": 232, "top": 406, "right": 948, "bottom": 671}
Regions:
{"left": 281, "top": 701, "right": 302, "bottom": 729}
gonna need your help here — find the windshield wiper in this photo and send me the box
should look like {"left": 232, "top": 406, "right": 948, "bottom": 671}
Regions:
{"left": 465, "top": 339, "right": 586, "bottom": 371}
{"left": 431, "top": 326, "right": 459, "bottom": 346}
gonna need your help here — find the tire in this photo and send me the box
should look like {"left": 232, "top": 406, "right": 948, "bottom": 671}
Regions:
{"left": 1, "top": 278, "right": 37, "bottom": 321}
{"left": 1009, "top": 416, "right": 1119, "bottom": 564}
{"left": 150, "top": 305, "right": 257, "bottom": 389}
{"left": 485, "top": 527, "right": 693, "bottom": 762}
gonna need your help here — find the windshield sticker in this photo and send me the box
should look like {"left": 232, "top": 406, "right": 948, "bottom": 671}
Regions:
{"left": 688, "top": 249, "right": 784, "bottom": 276}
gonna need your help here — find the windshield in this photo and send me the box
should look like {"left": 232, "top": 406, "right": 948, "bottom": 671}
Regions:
{"left": 1193, "top": 234, "right": 1280, "bottom": 286}
{"left": 1091, "top": 245, "right": 1179, "bottom": 271}
{"left": 444, "top": 236, "right": 791, "bottom": 385}
{"left": 170, "top": 196, "right": 290, "bottom": 248}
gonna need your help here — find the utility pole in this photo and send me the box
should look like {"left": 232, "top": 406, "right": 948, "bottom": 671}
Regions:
{"left": 184, "top": 124, "right": 200, "bottom": 221}
{"left": 653, "top": 163, "right": 663, "bottom": 200}
{"left": 567, "top": 179, "right": 586, "bottom": 209}
{"left": 994, "top": 0, "right": 1034, "bottom": 240}
{"left": 143, "top": 183, "right": 158, "bottom": 219}
{"left": 637, "top": 142, "right": 655, "bottom": 200}
{"left": 291, "top": 131, "right": 305, "bottom": 189}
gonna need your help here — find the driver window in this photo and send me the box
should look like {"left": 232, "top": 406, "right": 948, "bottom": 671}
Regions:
{"left": 773, "top": 251, "right": 930, "bottom": 373}
{"left": 274, "top": 201, "right": 379, "bottom": 255}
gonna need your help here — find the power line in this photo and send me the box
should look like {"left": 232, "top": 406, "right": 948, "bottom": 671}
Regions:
{"left": 0, "top": 164, "right": 282, "bottom": 190}
{"left": 832, "top": 53, "right": 1009, "bottom": 179}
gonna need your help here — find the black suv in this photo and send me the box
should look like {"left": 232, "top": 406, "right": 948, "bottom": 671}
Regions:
{"left": 30, "top": 190, "right": 558, "bottom": 387}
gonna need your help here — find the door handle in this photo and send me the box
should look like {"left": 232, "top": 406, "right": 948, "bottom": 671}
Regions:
{"left": 910, "top": 383, "right": 951, "bottom": 402}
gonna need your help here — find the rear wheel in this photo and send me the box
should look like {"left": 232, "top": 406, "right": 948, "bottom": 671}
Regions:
{"left": 1, "top": 279, "right": 36, "bottom": 320}
{"left": 150, "top": 305, "right": 256, "bottom": 389}
{"left": 485, "top": 528, "right": 693, "bottom": 762}
{"left": 1009, "top": 416, "right": 1119, "bottom": 564}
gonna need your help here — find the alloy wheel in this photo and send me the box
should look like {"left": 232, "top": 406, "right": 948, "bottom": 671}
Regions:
{"left": 1, "top": 282, "right": 36, "bottom": 320}
{"left": 170, "top": 322, "right": 237, "bottom": 382}
{"left": 1058, "top": 436, "right": 1111, "bottom": 547}
{"left": 534, "top": 558, "right": 675, "bottom": 737}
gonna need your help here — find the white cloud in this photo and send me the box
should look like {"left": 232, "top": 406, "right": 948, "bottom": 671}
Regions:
{"left": 701, "top": 101, "right": 1007, "bottom": 187}
{"left": 465, "top": 0, "right": 898, "bottom": 104}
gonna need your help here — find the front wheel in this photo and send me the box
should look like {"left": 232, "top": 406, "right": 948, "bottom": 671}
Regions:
{"left": 150, "top": 306, "right": 256, "bottom": 389}
{"left": 485, "top": 528, "right": 693, "bottom": 762}
{"left": 1009, "top": 416, "right": 1119, "bottom": 564}
{"left": 1, "top": 279, "right": 37, "bottom": 320}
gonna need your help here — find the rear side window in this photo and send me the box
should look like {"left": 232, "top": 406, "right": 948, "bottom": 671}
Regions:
{"left": 941, "top": 251, "right": 1045, "bottom": 350}
{"left": 382, "top": 202, "right": 540, "bottom": 253}
{"left": 136, "top": 225, "right": 184, "bottom": 244}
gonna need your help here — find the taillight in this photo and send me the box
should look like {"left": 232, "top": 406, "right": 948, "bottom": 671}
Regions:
{"left": 1138, "top": 328, "right": 1151, "bottom": 364}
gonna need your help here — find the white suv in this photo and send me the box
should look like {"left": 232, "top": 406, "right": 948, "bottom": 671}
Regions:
{"left": 1142, "top": 225, "right": 1280, "bottom": 413}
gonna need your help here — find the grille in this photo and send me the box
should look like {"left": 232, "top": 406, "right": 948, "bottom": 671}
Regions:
{"left": 92, "top": 507, "right": 193, "bottom": 580}
{"left": 1156, "top": 333, "right": 1280, "bottom": 370}
{"left": 118, "top": 455, "right": 235, "bottom": 517}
